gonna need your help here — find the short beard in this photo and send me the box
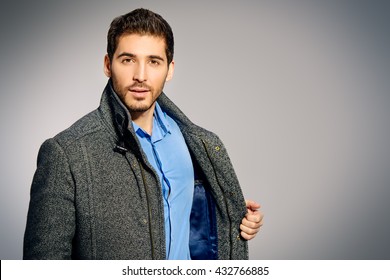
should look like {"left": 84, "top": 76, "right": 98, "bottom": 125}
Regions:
{"left": 112, "top": 79, "right": 160, "bottom": 116}
{"left": 127, "top": 100, "right": 156, "bottom": 113}
{"left": 110, "top": 77, "right": 162, "bottom": 116}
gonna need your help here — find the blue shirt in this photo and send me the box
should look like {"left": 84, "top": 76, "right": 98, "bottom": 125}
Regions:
{"left": 132, "top": 102, "right": 194, "bottom": 260}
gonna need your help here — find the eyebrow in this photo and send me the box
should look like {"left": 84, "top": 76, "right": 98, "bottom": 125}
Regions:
{"left": 117, "top": 52, "right": 165, "bottom": 62}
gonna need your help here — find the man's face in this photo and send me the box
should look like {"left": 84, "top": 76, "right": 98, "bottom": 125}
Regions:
{"left": 104, "top": 34, "right": 174, "bottom": 116}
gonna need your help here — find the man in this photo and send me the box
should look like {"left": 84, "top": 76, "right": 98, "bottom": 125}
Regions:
{"left": 24, "top": 8, "right": 263, "bottom": 260}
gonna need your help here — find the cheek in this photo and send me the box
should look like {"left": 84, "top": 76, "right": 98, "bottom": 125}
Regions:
{"left": 151, "top": 71, "right": 169, "bottom": 85}
{"left": 112, "top": 67, "right": 132, "bottom": 83}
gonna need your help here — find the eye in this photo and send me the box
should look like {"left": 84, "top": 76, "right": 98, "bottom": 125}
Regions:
{"left": 122, "top": 58, "right": 134, "bottom": 64}
{"left": 149, "top": 59, "right": 161, "bottom": 66}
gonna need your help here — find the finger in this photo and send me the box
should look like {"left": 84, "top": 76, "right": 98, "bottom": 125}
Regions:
{"left": 240, "top": 223, "right": 261, "bottom": 235}
{"left": 241, "top": 217, "right": 262, "bottom": 229}
{"left": 240, "top": 231, "right": 257, "bottom": 241}
{"left": 245, "top": 211, "right": 264, "bottom": 223}
{"left": 245, "top": 200, "right": 261, "bottom": 211}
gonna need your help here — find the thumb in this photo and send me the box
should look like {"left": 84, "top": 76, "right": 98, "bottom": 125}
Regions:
{"left": 245, "top": 200, "right": 261, "bottom": 212}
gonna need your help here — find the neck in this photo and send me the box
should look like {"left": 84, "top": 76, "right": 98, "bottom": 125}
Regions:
{"left": 131, "top": 103, "right": 156, "bottom": 135}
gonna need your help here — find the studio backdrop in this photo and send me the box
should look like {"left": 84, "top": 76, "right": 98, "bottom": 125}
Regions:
{"left": 1, "top": 0, "right": 389, "bottom": 259}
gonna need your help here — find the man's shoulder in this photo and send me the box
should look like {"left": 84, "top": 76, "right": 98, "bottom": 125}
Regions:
{"left": 157, "top": 94, "right": 222, "bottom": 144}
{"left": 183, "top": 122, "right": 221, "bottom": 142}
{"left": 51, "top": 108, "right": 107, "bottom": 150}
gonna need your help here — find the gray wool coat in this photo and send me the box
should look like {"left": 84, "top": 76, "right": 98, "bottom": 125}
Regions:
{"left": 24, "top": 81, "right": 248, "bottom": 260}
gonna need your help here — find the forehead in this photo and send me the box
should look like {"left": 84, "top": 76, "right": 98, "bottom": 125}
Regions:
{"left": 115, "top": 34, "right": 167, "bottom": 57}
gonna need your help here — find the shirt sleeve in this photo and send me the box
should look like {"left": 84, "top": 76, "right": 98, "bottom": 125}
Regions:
{"left": 23, "top": 138, "right": 76, "bottom": 259}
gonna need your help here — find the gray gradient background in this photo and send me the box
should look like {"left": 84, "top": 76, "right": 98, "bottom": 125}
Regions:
{"left": 1, "top": 0, "right": 389, "bottom": 259}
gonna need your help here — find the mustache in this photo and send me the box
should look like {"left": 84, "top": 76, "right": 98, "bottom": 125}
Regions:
{"left": 128, "top": 82, "right": 152, "bottom": 91}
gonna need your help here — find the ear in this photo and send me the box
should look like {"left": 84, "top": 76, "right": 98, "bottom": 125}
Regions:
{"left": 165, "top": 60, "right": 175, "bottom": 82}
{"left": 103, "top": 54, "right": 112, "bottom": 77}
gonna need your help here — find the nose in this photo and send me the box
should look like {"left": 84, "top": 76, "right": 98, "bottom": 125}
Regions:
{"left": 133, "top": 63, "right": 147, "bottom": 83}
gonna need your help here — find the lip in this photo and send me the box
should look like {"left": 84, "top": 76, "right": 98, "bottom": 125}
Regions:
{"left": 129, "top": 87, "right": 150, "bottom": 98}
{"left": 129, "top": 87, "right": 149, "bottom": 92}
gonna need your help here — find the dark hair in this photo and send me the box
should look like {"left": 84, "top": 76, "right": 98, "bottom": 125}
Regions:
{"left": 107, "top": 8, "right": 174, "bottom": 64}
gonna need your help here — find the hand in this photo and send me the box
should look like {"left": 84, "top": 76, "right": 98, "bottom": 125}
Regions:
{"left": 240, "top": 200, "right": 264, "bottom": 240}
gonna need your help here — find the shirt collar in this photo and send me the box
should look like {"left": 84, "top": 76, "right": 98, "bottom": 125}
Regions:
{"left": 154, "top": 101, "right": 171, "bottom": 134}
{"left": 132, "top": 101, "right": 171, "bottom": 142}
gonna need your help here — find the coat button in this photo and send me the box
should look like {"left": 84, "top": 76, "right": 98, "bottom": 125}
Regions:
{"left": 142, "top": 219, "right": 148, "bottom": 224}
{"left": 215, "top": 146, "right": 220, "bottom": 151}
{"left": 236, "top": 234, "right": 241, "bottom": 240}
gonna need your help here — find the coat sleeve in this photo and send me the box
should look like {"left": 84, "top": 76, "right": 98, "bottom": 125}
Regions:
{"left": 23, "top": 138, "right": 76, "bottom": 259}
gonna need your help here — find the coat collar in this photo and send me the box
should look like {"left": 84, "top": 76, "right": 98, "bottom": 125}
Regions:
{"left": 98, "top": 79, "right": 198, "bottom": 157}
